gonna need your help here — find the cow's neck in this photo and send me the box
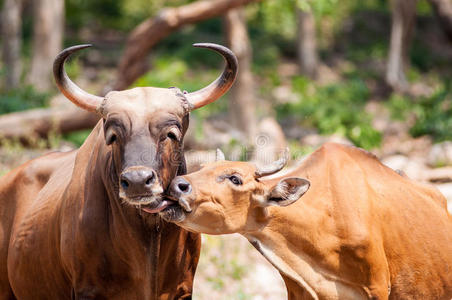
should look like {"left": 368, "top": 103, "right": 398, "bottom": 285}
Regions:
{"left": 243, "top": 206, "right": 369, "bottom": 299}
{"left": 243, "top": 207, "right": 323, "bottom": 299}
{"left": 71, "top": 122, "right": 157, "bottom": 249}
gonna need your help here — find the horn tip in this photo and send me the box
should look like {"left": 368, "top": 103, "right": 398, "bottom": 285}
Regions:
{"left": 192, "top": 43, "right": 231, "bottom": 53}
{"left": 71, "top": 44, "right": 93, "bottom": 51}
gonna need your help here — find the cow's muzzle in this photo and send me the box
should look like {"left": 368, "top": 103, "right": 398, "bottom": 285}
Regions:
{"left": 118, "top": 166, "right": 163, "bottom": 204}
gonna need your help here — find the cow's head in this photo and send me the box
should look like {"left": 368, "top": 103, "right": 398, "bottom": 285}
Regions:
{"left": 53, "top": 44, "right": 237, "bottom": 211}
{"left": 162, "top": 150, "right": 310, "bottom": 234}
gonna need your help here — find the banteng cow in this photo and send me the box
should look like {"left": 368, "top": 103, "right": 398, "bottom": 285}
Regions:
{"left": 164, "top": 143, "right": 452, "bottom": 299}
{"left": 0, "top": 43, "right": 237, "bottom": 299}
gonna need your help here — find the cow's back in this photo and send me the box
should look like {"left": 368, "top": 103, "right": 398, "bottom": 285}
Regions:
{"left": 321, "top": 143, "right": 452, "bottom": 299}
{"left": 365, "top": 161, "right": 452, "bottom": 298}
{"left": 0, "top": 150, "right": 76, "bottom": 299}
{"left": 271, "top": 143, "right": 452, "bottom": 299}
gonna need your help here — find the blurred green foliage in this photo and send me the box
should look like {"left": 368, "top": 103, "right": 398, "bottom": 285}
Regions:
{"left": 2, "top": 0, "right": 451, "bottom": 151}
{"left": 133, "top": 54, "right": 228, "bottom": 119}
{"left": 0, "top": 86, "right": 49, "bottom": 114}
{"left": 63, "top": 129, "right": 92, "bottom": 147}
{"left": 387, "top": 81, "right": 452, "bottom": 142}
{"left": 277, "top": 76, "right": 382, "bottom": 149}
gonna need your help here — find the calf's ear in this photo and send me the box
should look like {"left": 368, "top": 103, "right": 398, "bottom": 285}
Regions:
{"left": 265, "top": 177, "right": 310, "bottom": 207}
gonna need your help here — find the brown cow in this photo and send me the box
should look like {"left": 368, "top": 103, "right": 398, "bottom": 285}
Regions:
{"left": 0, "top": 43, "right": 237, "bottom": 299}
{"left": 164, "top": 143, "right": 452, "bottom": 299}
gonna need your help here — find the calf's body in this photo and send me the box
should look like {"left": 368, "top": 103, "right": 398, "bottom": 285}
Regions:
{"left": 166, "top": 143, "right": 452, "bottom": 299}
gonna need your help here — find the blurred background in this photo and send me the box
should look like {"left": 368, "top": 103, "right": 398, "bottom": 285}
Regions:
{"left": 0, "top": 0, "right": 451, "bottom": 298}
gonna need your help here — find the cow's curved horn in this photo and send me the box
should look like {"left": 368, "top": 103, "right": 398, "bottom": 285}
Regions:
{"left": 185, "top": 43, "right": 238, "bottom": 110}
{"left": 255, "top": 148, "right": 289, "bottom": 178}
{"left": 53, "top": 44, "right": 103, "bottom": 113}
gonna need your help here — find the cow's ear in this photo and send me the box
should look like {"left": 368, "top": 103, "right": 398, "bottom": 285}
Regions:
{"left": 264, "top": 177, "right": 310, "bottom": 207}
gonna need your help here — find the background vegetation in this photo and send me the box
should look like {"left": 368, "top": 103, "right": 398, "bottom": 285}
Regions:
{"left": 0, "top": 0, "right": 451, "bottom": 298}
{"left": 1, "top": 0, "right": 451, "bottom": 150}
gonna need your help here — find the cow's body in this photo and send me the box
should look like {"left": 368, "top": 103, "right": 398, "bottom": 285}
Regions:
{"left": 0, "top": 43, "right": 237, "bottom": 299}
{"left": 1, "top": 123, "right": 200, "bottom": 299}
{"left": 167, "top": 143, "right": 452, "bottom": 299}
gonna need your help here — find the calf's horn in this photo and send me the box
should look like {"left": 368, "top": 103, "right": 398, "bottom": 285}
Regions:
{"left": 53, "top": 44, "right": 103, "bottom": 113}
{"left": 215, "top": 148, "right": 226, "bottom": 161}
{"left": 185, "top": 43, "right": 238, "bottom": 110}
{"left": 255, "top": 148, "right": 289, "bottom": 178}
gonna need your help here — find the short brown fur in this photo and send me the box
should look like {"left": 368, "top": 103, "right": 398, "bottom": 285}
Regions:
{"left": 167, "top": 143, "right": 452, "bottom": 299}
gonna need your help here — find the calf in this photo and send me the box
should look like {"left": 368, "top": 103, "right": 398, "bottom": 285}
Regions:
{"left": 164, "top": 143, "right": 452, "bottom": 299}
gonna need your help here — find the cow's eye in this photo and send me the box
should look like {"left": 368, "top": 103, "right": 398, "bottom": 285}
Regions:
{"left": 167, "top": 131, "right": 178, "bottom": 141}
{"left": 105, "top": 128, "right": 117, "bottom": 145}
{"left": 228, "top": 175, "right": 242, "bottom": 185}
{"left": 166, "top": 128, "right": 180, "bottom": 142}
{"left": 107, "top": 134, "right": 117, "bottom": 145}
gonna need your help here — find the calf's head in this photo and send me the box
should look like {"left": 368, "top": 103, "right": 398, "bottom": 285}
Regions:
{"left": 53, "top": 44, "right": 237, "bottom": 210}
{"left": 162, "top": 150, "right": 310, "bottom": 233}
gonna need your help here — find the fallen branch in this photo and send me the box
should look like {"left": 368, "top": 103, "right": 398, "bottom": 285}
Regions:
{"left": 0, "top": 107, "right": 98, "bottom": 143}
{"left": 423, "top": 167, "right": 452, "bottom": 183}
{"left": 113, "top": 0, "right": 261, "bottom": 90}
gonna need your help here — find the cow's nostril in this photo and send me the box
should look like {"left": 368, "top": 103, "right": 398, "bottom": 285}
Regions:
{"left": 121, "top": 180, "right": 129, "bottom": 189}
{"left": 145, "top": 172, "right": 155, "bottom": 185}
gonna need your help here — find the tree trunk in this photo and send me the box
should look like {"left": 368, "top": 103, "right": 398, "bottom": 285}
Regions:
{"left": 1, "top": 0, "right": 22, "bottom": 90}
{"left": 428, "top": 0, "right": 452, "bottom": 42}
{"left": 27, "top": 0, "right": 64, "bottom": 91}
{"left": 386, "top": 0, "right": 417, "bottom": 92}
{"left": 296, "top": 7, "right": 318, "bottom": 79}
{"left": 113, "top": 0, "right": 262, "bottom": 91}
{"left": 224, "top": 8, "right": 256, "bottom": 142}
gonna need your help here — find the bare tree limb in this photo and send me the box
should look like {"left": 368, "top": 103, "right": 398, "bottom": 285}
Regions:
{"left": 113, "top": 0, "right": 261, "bottom": 91}
{"left": 0, "top": 107, "right": 98, "bottom": 143}
{"left": 423, "top": 167, "right": 452, "bottom": 183}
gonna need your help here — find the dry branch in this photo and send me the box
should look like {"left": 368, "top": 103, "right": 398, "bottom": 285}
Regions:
{"left": 0, "top": 107, "right": 98, "bottom": 143}
{"left": 113, "top": 0, "right": 261, "bottom": 90}
{"left": 423, "top": 167, "right": 452, "bottom": 183}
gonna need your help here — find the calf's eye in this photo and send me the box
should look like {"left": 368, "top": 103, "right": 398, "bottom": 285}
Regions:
{"left": 229, "top": 175, "right": 242, "bottom": 185}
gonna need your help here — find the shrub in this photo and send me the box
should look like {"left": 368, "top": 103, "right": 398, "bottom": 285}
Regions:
{"left": 277, "top": 76, "right": 382, "bottom": 149}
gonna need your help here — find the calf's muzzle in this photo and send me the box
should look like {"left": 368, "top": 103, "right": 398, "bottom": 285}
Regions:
{"left": 171, "top": 177, "right": 192, "bottom": 196}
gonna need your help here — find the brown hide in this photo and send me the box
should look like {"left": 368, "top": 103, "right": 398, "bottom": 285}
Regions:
{"left": 168, "top": 143, "right": 452, "bottom": 299}
{"left": 1, "top": 123, "right": 199, "bottom": 299}
{"left": 0, "top": 43, "right": 237, "bottom": 299}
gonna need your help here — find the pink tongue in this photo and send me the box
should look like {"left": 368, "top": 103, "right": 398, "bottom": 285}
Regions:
{"left": 142, "top": 200, "right": 170, "bottom": 214}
